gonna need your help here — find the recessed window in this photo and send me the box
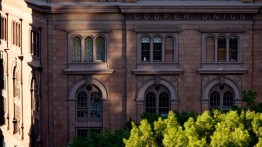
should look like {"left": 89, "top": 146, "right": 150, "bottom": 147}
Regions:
{"left": 76, "top": 127, "right": 101, "bottom": 138}
{"left": 31, "top": 28, "right": 41, "bottom": 58}
{"left": 209, "top": 84, "right": 234, "bottom": 111}
{"left": 145, "top": 84, "right": 170, "bottom": 115}
{"left": 71, "top": 35, "right": 107, "bottom": 63}
{"left": 0, "top": 15, "right": 8, "bottom": 41}
{"left": 139, "top": 34, "right": 177, "bottom": 63}
{"left": 76, "top": 84, "right": 102, "bottom": 119}
{"left": 12, "top": 21, "right": 21, "bottom": 47}
{"left": 204, "top": 34, "right": 241, "bottom": 63}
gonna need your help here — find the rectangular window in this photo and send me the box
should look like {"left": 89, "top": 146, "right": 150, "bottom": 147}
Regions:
{"left": 0, "top": 16, "right": 7, "bottom": 41}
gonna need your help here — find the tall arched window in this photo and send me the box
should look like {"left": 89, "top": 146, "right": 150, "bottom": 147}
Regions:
{"left": 72, "top": 36, "right": 81, "bottom": 62}
{"left": 217, "top": 36, "right": 226, "bottom": 62}
{"left": 141, "top": 37, "right": 150, "bottom": 62}
{"left": 84, "top": 36, "right": 93, "bottom": 62}
{"left": 209, "top": 84, "right": 234, "bottom": 111}
{"left": 153, "top": 36, "right": 162, "bottom": 62}
{"left": 206, "top": 36, "right": 215, "bottom": 62}
{"left": 165, "top": 36, "right": 174, "bottom": 62}
{"left": 76, "top": 84, "right": 102, "bottom": 138}
{"left": 31, "top": 78, "right": 39, "bottom": 112}
{"left": 13, "top": 67, "right": 19, "bottom": 98}
{"left": 145, "top": 84, "right": 170, "bottom": 115}
{"left": 96, "top": 36, "right": 105, "bottom": 62}
{"left": 229, "top": 36, "right": 238, "bottom": 62}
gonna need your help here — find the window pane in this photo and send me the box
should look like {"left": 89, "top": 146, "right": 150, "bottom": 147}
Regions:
{"left": 165, "top": 36, "right": 174, "bottom": 62}
{"left": 153, "top": 37, "right": 162, "bottom": 62}
{"left": 90, "top": 91, "right": 102, "bottom": 118}
{"left": 77, "top": 91, "right": 88, "bottom": 118}
{"left": 206, "top": 36, "right": 215, "bottom": 62}
{"left": 145, "top": 92, "right": 156, "bottom": 113}
{"left": 72, "top": 36, "right": 81, "bottom": 62}
{"left": 96, "top": 36, "right": 105, "bottom": 62}
{"left": 217, "top": 36, "right": 226, "bottom": 62}
{"left": 84, "top": 37, "right": 93, "bottom": 62}
{"left": 223, "top": 91, "right": 234, "bottom": 107}
{"left": 210, "top": 91, "right": 220, "bottom": 110}
{"left": 141, "top": 37, "right": 150, "bottom": 62}
{"left": 229, "top": 36, "right": 238, "bottom": 62}
{"left": 159, "top": 92, "right": 169, "bottom": 115}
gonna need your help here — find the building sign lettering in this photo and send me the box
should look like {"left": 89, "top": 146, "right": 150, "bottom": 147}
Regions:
{"left": 131, "top": 13, "right": 248, "bottom": 21}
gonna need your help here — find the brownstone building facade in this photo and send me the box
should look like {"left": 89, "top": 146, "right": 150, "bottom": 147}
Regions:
{"left": 0, "top": 0, "right": 262, "bottom": 146}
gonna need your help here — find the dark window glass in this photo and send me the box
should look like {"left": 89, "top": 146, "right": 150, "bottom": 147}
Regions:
{"left": 145, "top": 92, "right": 156, "bottom": 113}
{"left": 153, "top": 37, "right": 162, "bottom": 62}
{"left": 229, "top": 36, "right": 238, "bottom": 62}
{"left": 159, "top": 92, "right": 169, "bottom": 115}
{"left": 210, "top": 91, "right": 220, "bottom": 109}
{"left": 217, "top": 36, "right": 226, "bottom": 62}
{"left": 141, "top": 37, "right": 150, "bottom": 62}
{"left": 96, "top": 36, "right": 105, "bottom": 62}
{"left": 72, "top": 36, "right": 81, "bottom": 62}
{"left": 85, "top": 36, "right": 93, "bottom": 62}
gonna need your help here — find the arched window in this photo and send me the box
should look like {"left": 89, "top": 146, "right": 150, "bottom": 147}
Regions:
{"left": 165, "top": 36, "right": 174, "bottom": 62}
{"left": 13, "top": 67, "right": 19, "bottom": 98}
{"left": 153, "top": 36, "right": 162, "bottom": 62}
{"left": 141, "top": 36, "right": 150, "bottom": 62}
{"left": 72, "top": 36, "right": 81, "bottom": 62}
{"left": 31, "top": 78, "right": 39, "bottom": 112}
{"left": 84, "top": 36, "right": 93, "bottom": 62}
{"left": 229, "top": 36, "right": 238, "bottom": 62}
{"left": 206, "top": 36, "right": 215, "bottom": 62}
{"left": 76, "top": 84, "right": 102, "bottom": 119}
{"left": 209, "top": 84, "right": 234, "bottom": 111}
{"left": 76, "top": 84, "right": 102, "bottom": 138}
{"left": 96, "top": 36, "right": 105, "bottom": 62}
{"left": 145, "top": 84, "right": 170, "bottom": 115}
{"left": 217, "top": 36, "right": 226, "bottom": 62}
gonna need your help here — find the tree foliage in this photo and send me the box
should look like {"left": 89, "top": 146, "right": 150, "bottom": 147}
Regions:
{"left": 124, "top": 110, "right": 262, "bottom": 147}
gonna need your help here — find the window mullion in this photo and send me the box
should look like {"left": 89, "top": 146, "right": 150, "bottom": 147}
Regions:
{"left": 150, "top": 38, "right": 153, "bottom": 62}
{"left": 81, "top": 37, "right": 84, "bottom": 62}
{"left": 226, "top": 37, "right": 229, "bottom": 62}
{"left": 215, "top": 37, "right": 218, "bottom": 62}
{"left": 93, "top": 37, "right": 96, "bottom": 62}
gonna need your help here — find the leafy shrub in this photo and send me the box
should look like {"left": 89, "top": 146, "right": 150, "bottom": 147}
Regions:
{"left": 124, "top": 110, "right": 262, "bottom": 147}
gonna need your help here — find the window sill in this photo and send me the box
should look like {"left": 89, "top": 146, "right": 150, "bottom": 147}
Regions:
{"left": 64, "top": 68, "right": 114, "bottom": 75}
{"left": 133, "top": 63, "right": 182, "bottom": 75}
{"left": 198, "top": 63, "right": 247, "bottom": 74}
{"left": 65, "top": 62, "right": 114, "bottom": 75}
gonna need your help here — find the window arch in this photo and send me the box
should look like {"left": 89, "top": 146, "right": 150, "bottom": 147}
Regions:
{"left": 209, "top": 84, "right": 234, "bottom": 111}
{"left": 76, "top": 84, "right": 102, "bottom": 119}
{"left": 145, "top": 84, "right": 170, "bottom": 115}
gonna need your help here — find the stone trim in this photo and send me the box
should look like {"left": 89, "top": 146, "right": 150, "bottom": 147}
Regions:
{"left": 64, "top": 68, "right": 114, "bottom": 75}
{"left": 132, "top": 68, "right": 182, "bottom": 75}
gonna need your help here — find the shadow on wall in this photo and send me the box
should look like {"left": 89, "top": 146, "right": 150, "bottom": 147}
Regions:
{"left": 0, "top": 56, "right": 4, "bottom": 126}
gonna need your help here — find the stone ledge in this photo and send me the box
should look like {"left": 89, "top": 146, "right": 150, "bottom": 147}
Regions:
{"left": 132, "top": 68, "right": 183, "bottom": 75}
{"left": 197, "top": 67, "right": 247, "bottom": 74}
{"left": 64, "top": 68, "right": 114, "bottom": 75}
